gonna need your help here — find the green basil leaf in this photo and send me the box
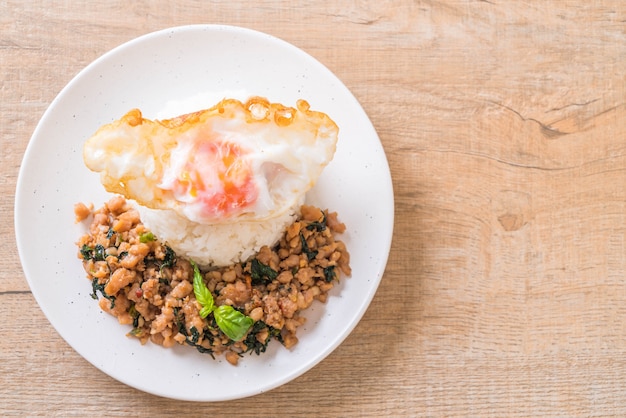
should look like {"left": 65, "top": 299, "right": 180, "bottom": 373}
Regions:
{"left": 159, "top": 245, "right": 176, "bottom": 272}
{"left": 299, "top": 233, "right": 318, "bottom": 261}
{"left": 214, "top": 305, "right": 254, "bottom": 342}
{"left": 80, "top": 244, "right": 93, "bottom": 260}
{"left": 191, "top": 260, "right": 214, "bottom": 318}
{"left": 93, "top": 244, "right": 107, "bottom": 262}
{"left": 323, "top": 265, "right": 336, "bottom": 283}
{"left": 139, "top": 231, "right": 155, "bottom": 243}
{"left": 250, "top": 258, "right": 278, "bottom": 286}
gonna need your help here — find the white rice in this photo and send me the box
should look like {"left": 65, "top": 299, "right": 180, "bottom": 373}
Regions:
{"left": 136, "top": 92, "right": 305, "bottom": 268}
{"left": 136, "top": 199, "right": 303, "bottom": 268}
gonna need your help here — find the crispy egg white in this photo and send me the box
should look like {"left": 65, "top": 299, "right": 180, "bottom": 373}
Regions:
{"left": 83, "top": 97, "right": 338, "bottom": 224}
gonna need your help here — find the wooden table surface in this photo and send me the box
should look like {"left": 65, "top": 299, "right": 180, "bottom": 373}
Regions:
{"left": 3, "top": 1, "right": 626, "bottom": 416}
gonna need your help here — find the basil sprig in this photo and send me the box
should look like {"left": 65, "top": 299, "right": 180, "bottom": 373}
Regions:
{"left": 190, "top": 260, "right": 254, "bottom": 341}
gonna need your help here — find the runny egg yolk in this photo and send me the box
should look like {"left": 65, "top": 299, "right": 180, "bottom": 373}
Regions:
{"left": 172, "top": 141, "right": 258, "bottom": 218}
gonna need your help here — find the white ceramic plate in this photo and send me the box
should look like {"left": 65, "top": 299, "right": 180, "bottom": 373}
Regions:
{"left": 15, "top": 25, "right": 394, "bottom": 401}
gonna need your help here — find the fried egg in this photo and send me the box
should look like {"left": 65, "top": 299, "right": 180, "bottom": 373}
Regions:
{"left": 83, "top": 97, "right": 339, "bottom": 224}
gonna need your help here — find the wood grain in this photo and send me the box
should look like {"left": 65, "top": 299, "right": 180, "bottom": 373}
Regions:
{"left": 2, "top": 1, "right": 626, "bottom": 416}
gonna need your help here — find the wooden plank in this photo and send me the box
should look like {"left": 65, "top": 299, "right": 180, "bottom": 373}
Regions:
{"left": 2, "top": 0, "right": 626, "bottom": 415}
